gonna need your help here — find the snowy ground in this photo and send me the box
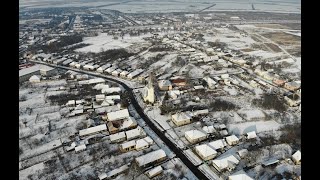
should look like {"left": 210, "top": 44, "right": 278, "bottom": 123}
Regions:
{"left": 228, "top": 120, "right": 281, "bottom": 135}
{"left": 75, "top": 33, "right": 152, "bottom": 53}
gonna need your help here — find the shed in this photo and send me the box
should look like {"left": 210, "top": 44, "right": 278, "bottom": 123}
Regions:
{"left": 292, "top": 150, "right": 301, "bottom": 165}
{"left": 29, "top": 75, "right": 41, "bottom": 83}
{"left": 185, "top": 130, "right": 207, "bottom": 144}
{"left": 226, "top": 135, "right": 239, "bottom": 146}
{"left": 147, "top": 166, "right": 163, "bottom": 178}
{"left": 107, "top": 109, "right": 130, "bottom": 122}
{"left": 195, "top": 144, "right": 217, "bottom": 161}
{"left": 246, "top": 131, "right": 257, "bottom": 140}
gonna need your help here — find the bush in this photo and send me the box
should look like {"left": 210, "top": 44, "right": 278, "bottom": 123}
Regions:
{"left": 252, "top": 93, "right": 287, "bottom": 112}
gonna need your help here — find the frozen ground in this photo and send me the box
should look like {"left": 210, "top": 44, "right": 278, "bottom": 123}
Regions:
{"left": 75, "top": 33, "right": 152, "bottom": 53}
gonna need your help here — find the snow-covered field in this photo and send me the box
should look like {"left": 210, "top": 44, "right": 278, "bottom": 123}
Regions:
{"left": 75, "top": 33, "right": 151, "bottom": 53}
{"left": 228, "top": 120, "right": 281, "bottom": 135}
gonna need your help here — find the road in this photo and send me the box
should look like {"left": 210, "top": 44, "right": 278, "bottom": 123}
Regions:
{"left": 30, "top": 60, "right": 212, "bottom": 180}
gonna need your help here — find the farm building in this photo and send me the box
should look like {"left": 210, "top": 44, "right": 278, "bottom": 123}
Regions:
{"left": 135, "top": 149, "right": 167, "bottom": 168}
{"left": 171, "top": 112, "right": 192, "bottom": 126}
{"left": 109, "top": 132, "right": 126, "bottom": 143}
{"left": 185, "top": 130, "right": 207, "bottom": 144}
{"left": 147, "top": 166, "right": 163, "bottom": 178}
{"left": 226, "top": 135, "right": 239, "bottom": 146}
{"left": 195, "top": 144, "right": 217, "bottom": 161}
{"left": 212, "top": 154, "right": 240, "bottom": 172}
{"left": 79, "top": 124, "right": 107, "bottom": 137}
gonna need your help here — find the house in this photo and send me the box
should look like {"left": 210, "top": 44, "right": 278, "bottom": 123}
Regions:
{"left": 168, "top": 90, "right": 180, "bottom": 99}
{"left": 120, "top": 140, "right": 136, "bottom": 152}
{"left": 192, "top": 109, "right": 209, "bottom": 117}
{"left": 195, "top": 144, "right": 217, "bottom": 161}
{"left": 158, "top": 80, "right": 173, "bottom": 91}
{"left": 292, "top": 150, "right": 301, "bottom": 165}
{"left": 194, "top": 85, "right": 205, "bottom": 91}
{"left": 40, "top": 66, "right": 56, "bottom": 76}
{"left": 107, "top": 109, "right": 130, "bottom": 122}
{"left": 273, "top": 78, "right": 286, "bottom": 86}
{"left": 105, "top": 66, "right": 117, "bottom": 74}
{"left": 170, "top": 76, "right": 187, "bottom": 87}
{"left": 237, "top": 149, "right": 249, "bottom": 159}
{"left": 147, "top": 166, "right": 163, "bottom": 178}
{"left": 136, "top": 136, "right": 154, "bottom": 151}
{"left": 111, "top": 69, "right": 122, "bottom": 76}
{"left": 104, "top": 164, "right": 129, "bottom": 179}
{"left": 226, "top": 135, "right": 239, "bottom": 146}
{"left": 109, "top": 132, "right": 126, "bottom": 143}
{"left": 127, "top": 69, "right": 144, "bottom": 79}
{"left": 125, "top": 126, "right": 146, "bottom": 140}
{"left": 185, "top": 130, "right": 207, "bottom": 144}
{"left": 101, "top": 87, "right": 122, "bottom": 94}
{"left": 120, "top": 70, "right": 129, "bottom": 78}
{"left": 96, "top": 64, "right": 111, "bottom": 73}
{"left": 219, "top": 130, "right": 229, "bottom": 136}
{"left": 284, "top": 81, "right": 300, "bottom": 91}
{"left": 284, "top": 96, "right": 300, "bottom": 107}
{"left": 29, "top": 75, "right": 41, "bottom": 83}
{"left": 95, "top": 94, "right": 105, "bottom": 102}
{"left": 135, "top": 149, "right": 167, "bottom": 168}
{"left": 246, "top": 131, "right": 257, "bottom": 140}
{"left": 202, "top": 126, "right": 216, "bottom": 134}
{"left": 221, "top": 74, "right": 229, "bottom": 79}
{"left": 212, "top": 154, "right": 240, "bottom": 172}
{"left": 79, "top": 124, "right": 107, "bottom": 137}
{"left": 171, "top": 112, "right": 192, "bottom": 126}
{"left": 262, "top": 158, "right": 279, "bottom": 167}
{"left": 203, "top": 76, "right": 217, "bottom": 89}
{"left": 19, "top": 64, "right": 41, "bottom": 83}
{"left": 228, "top": 170, "right": 254, "bottom": 180}
{"left": 249, "top": 80, "right": 259, "bottom": 88}
{"left": 75, "top": 144, "right": 86, "bottom": 153}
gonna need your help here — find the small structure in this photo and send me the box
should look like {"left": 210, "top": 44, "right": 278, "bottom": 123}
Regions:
{"left": 246, "top": 131, "right": 257, "bottom": 140}
{"left": 185, "top": 130, "right": 207, "bottom": 144}
{"left": 195, "top": 144, "right": 217, "bottom": 161}
{"left": 226, "top": 135, "right": 239, "bottom": 146}
{"left": 203, "top": 76, "right": 217, "bottom": 89}
{"left": 284, "top": 81, "right": 300, "bottom": 91}
{"left": 212, "top": 154, "right": 240, "bottom": 172}
{"left": 135, "top": 149, "right": 167, "bottom": 168}
{"left": 228, "top": 170, "right": 254, "bottom": 180}
{"left": 158, "top": 80, "right": 173, "bottom": 91}
{"left": 125, "top": 126, "right": 146, "bottom": 140}
{"left": 75, "top": 144, "right": 86, "bottom": 153}
{"left": 237, "top": 149, "right": 249, "bottom": 159}
{"left": 96, "top": 94, "right": 105, "bottom": 102}
{"left": 29, "top": 75, "right": 41, "bottom": 83}
{"left": 168, "top": 90, "right": 180, "bottom": 99}
{"left": 136, "top": 136, "right": 154, "bottom": 151}
{"left": 171, "top": 112, "right": 192, "bottom": 126}
{"left": 79, "top": 124, "right": 107, "bottom": 137}
{"left": 202, "top": 126, "right": 215, "bottom": 134}
{"left": 292, "top": 150, "right": 301, "bottom": 165}
{"left": 143, "top": 73, "right": 155, "bottom": 104}
{"left": 147, "top": 166, "right": 163, "bottom": 178}
{"left": 109, "top": 132, "right": 126, "bottom": 143}
{"left": 192, "top": 109, "right": 209, "bottom": 117}
{"left": 106, "top": 164, "right": 129, "bottom": 179}
{"left": 208, "top": 139, "right": 227, "bottom": 151}
{"left": 262, "top": 158, "right": 279, "bottom": 167}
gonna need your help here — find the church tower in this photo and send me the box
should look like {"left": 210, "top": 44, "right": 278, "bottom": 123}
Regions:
{"left": 143, "top": 72, "right": 155, "bottom": 104}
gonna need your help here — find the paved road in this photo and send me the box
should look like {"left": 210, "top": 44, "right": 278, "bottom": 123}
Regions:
{"left": 30, "top": 60, "right": 211, "bottom": 180}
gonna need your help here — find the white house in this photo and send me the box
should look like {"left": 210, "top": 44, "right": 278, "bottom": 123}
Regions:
{"left": 101, "top": 87, "right": 122, "bottom": 94}
{"left": 208, "top": 139, "right": 227, "bottom": 151}
{"left": 292, "top": 150, "right": 301, "bottom": 165}
{"left": 125, "top": 126, "right": 146, "bottom": 140}
{"left": 79, "top": 124, "right": 107, "bottom": 137}
{"left": 246, "top": 131, "right": 257, "bottom": 140}
{"left": 237, "top": 149, "right": 249, "bottom": 159}
{"left": 171, "top": 112, "right": 192, "bottom": 126}
{"left": 185, "top": 130, "right": 207, "bottom": 144}
{"left": 135, "top": 149, "right": 167, "bottom": 168}
{"left": 202, "top": 126, "right": 215, "bottom": 134}
{"left": 120, "top": 140, "right": 136, "bottom": 152}
{"left": 212, "top": 154, "right": 240, "bottom": 172}
{"left": 107, "top": 109, "right": 130, "bottom": 122}
{"left": 75, "top": 144, "right": 86, "bottom": 153}
{"left": 147, "top": 166, "right": 163, "bottom": 178}
{"left": 96, "top": 94, "right": 105, "bottom": 102}
{"left": 203, "top": 76, "right": 217, "bottom": 89}
{"left": 29, "top": 75, "right": 41, "bottom": 83}
{"left": 195, "top": 144, "right": 217, "bottom": 161}
{"left": 109, "top": 132, "right": 126, "bottom": 143}
{"left": 226, "top": 135, "right": 239, "bottom": 146}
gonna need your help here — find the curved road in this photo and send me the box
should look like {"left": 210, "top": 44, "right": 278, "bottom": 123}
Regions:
{"left": 30, "top": 60, "right": 211, "bottom": 180}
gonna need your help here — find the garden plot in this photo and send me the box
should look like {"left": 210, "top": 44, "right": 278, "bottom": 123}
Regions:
{"left": 75, "top": 33, "right": 152, "bottom": 53}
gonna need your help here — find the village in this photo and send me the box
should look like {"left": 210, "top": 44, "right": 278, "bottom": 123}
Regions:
{"left": 19, "top": 5, "right": 301, "bottom": 180}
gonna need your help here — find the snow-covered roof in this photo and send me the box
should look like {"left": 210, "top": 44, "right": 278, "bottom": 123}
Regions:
{"left": 75, "top": 144, "right": 86, "bottom": 152}
{"left": 221, "top": 74, "right": 229, "bottom": 79}
{"left": 192, "top": 109, "right": 209, "bottom": 116}
{"left": 105, "top": 95, "right": 121, "bottom": 100}
{"left": 202, "top": 126, "right": 215, "bottom": 134}
{"left": 93, "top": 83, "right": 109, "bottom": 90}
{"left": 195, "top": 144, "right": 217, "bottom": 159}
{"left": 228, "top": 170, "right": 254, "bottom": 180}
{"left": 143, "top": 136, "right": 154, "bottom": 145}
{"left": 88, "top": 78, "right": 105, "bottom": 84}
{"left": 101, "top": 87, "right": 122, "bottom": 94}
{"left": 147, "top": 166, "right": 163, "bottom": 177}
{"left": 135, "top": 149, "right": 166, "bottom": 167}
{"left": 79, "top": 124, "right": 107, "bottom": 137}
{"left": 126, "top": 126, "right": 145, "bottom": 140}
{"left": 246, "top": 131, "right": 257, "bottom": 139}
{"left": 226, "top": 135, "right": 239, "bottom": 143}
{"left": 29, "top": 75, "right": 41, "bottom": 81}
{"left": 158, "top": 80, "right": 172, "bottom": 87}
{"left": 194, "top": 85, "right": 205, "bottom": 90}
{"left": 96, "top": 94, "right": 105, "bottom": 100}
{"left": 237, "top": 149, "right": 249, "bottom": 158}
{"left": 208, "top": 139, "right": 227, "bottom": 150}
{"left": 292, "top": 150, "right": 301, "bottom": 162}
{"left": 120, "top": 139, "right": 136, "bottom": 149}
{"left": 172, "top": 112, "right": 192, "bottom": 122}
{"left": 185, "top": 130, "right": 207, "bottom": 140}
{"left": 109, "top": 132, "right": 126, "bottom": 142}
{"left": 212, "top": 154, "right": 239, "bottom": 170}
{"left": 262, "top": 158, "right": 279, "bottom": 166}
{"left": 136, "top": 138, "right": 149, "bottom": 149}
{"left": 120, "top": 116, "right": 137, "bottom": 130}
{"left": 127, "top": 69, "right": 144, "bottom": 78}
{"left": 19, "top": 64, "right": 41, "bottom": 77}
{"left": 98, "top": 173, "right": 107, "bottom": 180}
{"left": 106, "top": 164, "right": 129, "bottom": 178}
{"left": 107, "top": 109, "right": 129, "bottom": 121}
{"left": 203, "top": 76, "right": 217, "bottom": 86}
